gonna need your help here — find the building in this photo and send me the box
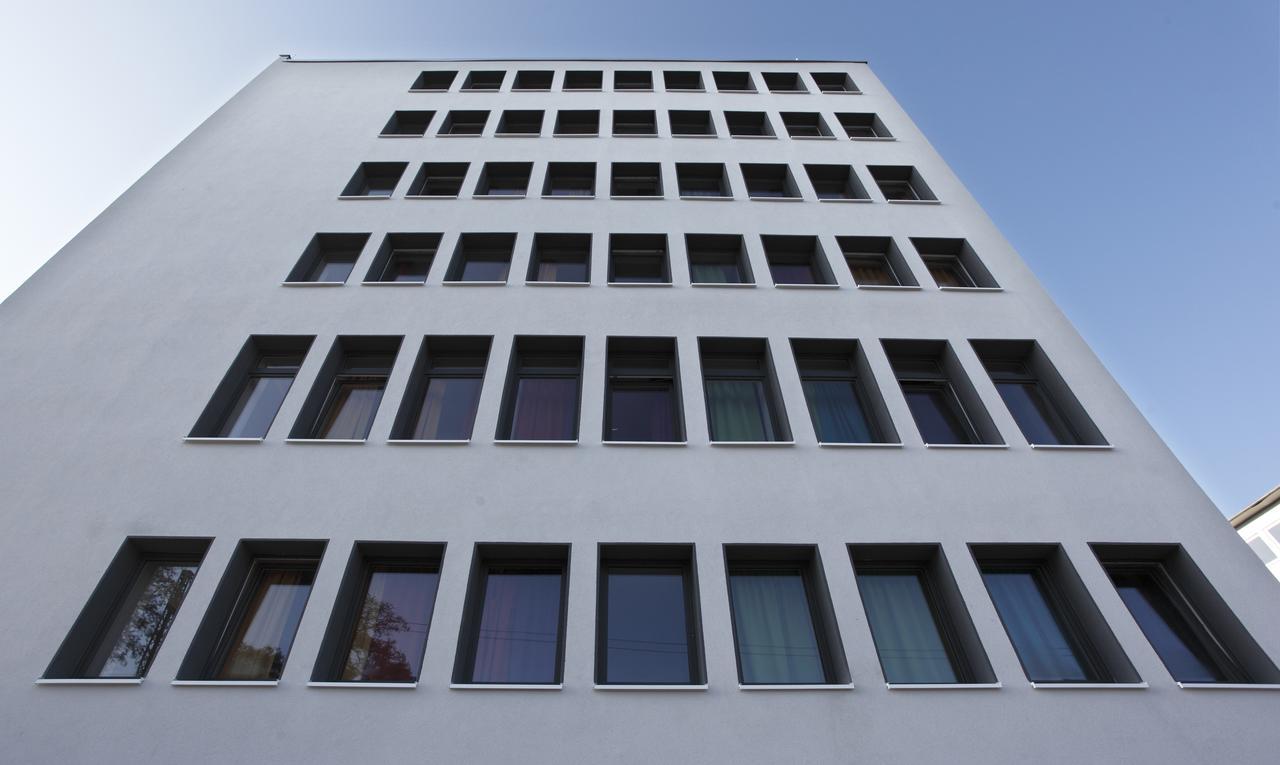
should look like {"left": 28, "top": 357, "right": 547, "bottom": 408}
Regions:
{"left": 1233, "top": 485, "right": 1280, "bottom": 583}
{"left": 1, "top": 57, "right": 1277, "bottom": 764}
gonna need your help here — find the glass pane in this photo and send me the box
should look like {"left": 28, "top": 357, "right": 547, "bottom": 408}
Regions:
{"left": 472, "top": 572, "right": 562, "bottom": 683}
{"left": 510, "top": 377, "right": 578, "bottom": 440}
{"left": 612, "top": 255, "right": 664, "bottom": 283}
{"left": 217, "top": 566, "right": 315, "bottom": 680}
{"left": 848, "top": 256, "right": 898, "bottom": 286}
{"left": 996, "top": 382, "right": 1072, "bottom": 445}
{"left": 927, "top": 258, "right": 973, "bottom": 287}
{"left": 690, "top": 261, "right": 743, "bottom": 283}
{"left": 1108, "top": 568, "right": 1228, "bottom": 683}
{"left": 1250, "top": 537, "right": 1277, "bottom": 564}
{"left": 879, "top": 180, "right": 918, "bottom": 201}
{"left": 802, "top": 379, "right": 874, "bottom": 443}
{"left": 769, "top": 262, "right": 818, "bottom": 285}
{"left": 608, "top": 384, "right": 677, "bottom": 441}
{"left": 220, "top": 376, "right": 292, "bottom": 438}
{"left": 384, "top": 251, "right": 433, "bottom": 282}
{"left": 83, "top": 562, "right": 199, "bottom": 678}
{"left": 605, "top": 569, "right": 691, "bottom": 683}
{"left": 857, "top": 572, "right": 958, "bottom": 683}
{"left": 705, "top": 379, "right": 773, "bottom": 441}
{"left": 341, "top": 567, "right": 439, "bottom": 682}
{"left": 317, "top": 380, "right": 385, "bottom": 439}
{"left": 460, "top": 258, "right": 509, "bottom": 281}
{"left": 537, "top": 260, "right": 588, "bottom": 283}
{"left": 412, "top": 377, "right": 483, "bottom": 440}
{"left": 982, "top": 570, "right": 1089, "bottom": 682}
{"left": 903, "top": 384, "right": 973, "bottom": 444}
{"left": 729, "top": 571, "right": 825, "bottom": 684}
{"left": 308, "top": 258, "right": 355, "bottom": 283}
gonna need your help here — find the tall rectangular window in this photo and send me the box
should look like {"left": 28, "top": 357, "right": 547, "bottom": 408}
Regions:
{"left": 453, "top": 544, "right": 570, "bottom": 685}
{"left": 884, "top": 340, "right": 1000, "bottom": 446}
{"left": 972, "top": 340, "right": 1105, "bottom": 446}
{"left": 725, "top": 545, "right": 849, "bottom": 685}
{"left": 311, "top": 542, "right": 444, "bottom": 684}
{"left": 497, "top": 336, "right": 583, "bottom": 441}
{"left": 791, "top": 339, "right": 893, "bottom": 444}
{"left": 290, "top": 336, "right": 402, "bottom": 441}
{"left": 699, "top": 338, "right": 791, "bottom": 442}
{"left": 43, "top": 537, "right": 211, "bottom": 680}
{"left": 391, "top": 336, "right": 491, "bottom": 441}
{"left": 605, "top": 337, "right": 684, "bottom": 442}
{"left": 597, "top": 545, "right": 704, "bottom": 685}
{"left": 189, "top": 336, "right": 313, "bottom": 439}
{"left": 686, "top": 234, "right": 753, "bottom": 285}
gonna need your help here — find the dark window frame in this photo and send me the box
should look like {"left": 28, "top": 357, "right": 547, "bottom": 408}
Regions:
{"left": 608, "top": 234, "right": 671, "bottom": 285}
{"left": 204, "top": 555, "right": 322, "bottom": 681}
{"left": 496, "top": 336, "right": 585, "bottom": 441}
{"left": 854, "top": 560, "right": 976, "bottom": 683}
{"left": 604, "top": 337, "right": 685, "bottom": 442}
{"left": 391, "top": 336, "right": 492, "bottom": 441}
{"left": 698, "top": 338, "right": 791, "bottom": 442}
{"left": 189, "top": 335, "right": 313, "bottom": 439}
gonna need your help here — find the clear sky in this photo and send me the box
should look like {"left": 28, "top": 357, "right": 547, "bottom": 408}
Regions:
{"left": 1, "top": 0, "right": 1276, "bottom": 514}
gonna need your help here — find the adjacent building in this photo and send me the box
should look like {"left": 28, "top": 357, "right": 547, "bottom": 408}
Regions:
{"left": 1233, "top": 485, "right": 1280, "bottom": 583}
{"left": 1, "top": 58, "right": 1277, "bottom": 763}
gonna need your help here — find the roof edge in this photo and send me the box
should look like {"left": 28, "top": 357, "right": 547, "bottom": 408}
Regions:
{"left": 276, "top": 55, "right": 869, "bottom": 65}
{"left": 1231, "top": 484, "right": 1280, "bottom": 528}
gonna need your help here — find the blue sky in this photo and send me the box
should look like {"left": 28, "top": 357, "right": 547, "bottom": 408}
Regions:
{"left": 1, "top": 0, "right": 1276, "bottom": 514}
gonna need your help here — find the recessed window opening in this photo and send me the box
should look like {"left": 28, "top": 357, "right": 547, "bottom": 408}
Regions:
{"left": 792, "top": 339, "right": 893, "bottom": 444}
{"left": 563, "top": 70, "right": 603, "bottom": 90}
{"left": 812, "top": 72, "right": 859, "bottom": 93}
{"left": 380, "top": 110, "right": 434, "bottom": 137}
{"left": 869, "top": 165, "right": 937, "bottom": 202}
{"left": 686, "top": 234, "right": 752, "bottom": 285}
{"left": 761, "top": 235, "right": 833, "bottom": 286}
{"left": 663, "top": 70, "right": 704, "bottom": 91}
{"left": 554, "top": 110, "right": 600, "bottom": 136}
{"left": 804, "top": 164, "right": 869, "bottom": 201}
{"left": 742, "top": 164, "right": 800, "bottom": 199}
{"left": 292, "top": 337, "right": 402, "bottom": 440}
{"left": 605, "top": 337, "right": 684, "bottom": 442}
{"left": 837, "top": 236, "right": 914, "bottom": 287}
{"left": 392, "top": 336, "right": 491, "bottom": 441}
{"left": 497, "top": 336, "right": 584, "bottom": 441}
{"left": 496, "top": 110, "right": 543, "bottom": 136}
{"left": 407, "top": 162, "right": 469, "bottom": 197}
{"left": 611, "top": 163, "right": 663, "bottom": 197}
{"left": 835, "top": 112, "right": 891, "bottom": 139}
{"left": 190, "top": 336, "right": 313, "bottom": 439}
{"left": 542, "top": 162, "right": 596, "bottom": 197}
{"left": 438, "top": 110, "right": 489, "bottom": 136}
{"left": 411, "top": 70, "right": 456, "bottom": 91}
{"left": 712, "top": 71, "right": 756, "bottom": 92}
{"left": 669, "top": 110, "right": 715, "bottom": 136}
{"left": 612, "top": 110, "right": 658, "bottom": 136}
{"left": 614, "top": 70, "right": 653, "bottom": 90}
{"left": 780, "top": 112, "right": 832, "bottom": 138}
{"left": 446, "top": 233, "right": 516, "bottom": 283}
{"left": 676, "top": 163, "right": 730, "bottom": 198}
{"left": 341, "top": 162, "right": 407, "bottom": 198}
{"left": 365, "top": 233, "right": 441, "bottom": 284}
{"left": 286, "top": 232, "right": 369, "bottom": 284}
{"left": 462, "top": 70, "right": 505, "bottom": 91}
{"left": 725, "top": 111, "right": 774, "bottom": 137}
{"left": 512, "top": 70, "right": 553, "bottom": 90}
{"left": 597, "top": 544, "right": 704, "bottom": 684}
{"left": 698, "top": 338, "right": 791, "bottom": 442}
{"left": 762, "top": 72, "right": 807, "bottom": 93}
{"left": 608, "top": 234, "right": 670, "bottom": 284}
{"left": 528, "top": 233, "right": 591, "bottom": 283}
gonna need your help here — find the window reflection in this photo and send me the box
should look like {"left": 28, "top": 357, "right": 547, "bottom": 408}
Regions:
{"left": 84, "top": 561, "right": 199, "bottom": 678}
{"left": 341, "top": 566, "right": 439, "bottom": 682}
{"left": 216, "top": 562, "right": 317, "bottom": 681}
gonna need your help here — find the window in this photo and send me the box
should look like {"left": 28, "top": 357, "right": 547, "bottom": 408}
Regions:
{"left": 741, "top": 164, "right": 800, "bottom": 199}
{"left": 542, "top": 162, "right": 596, "bottom": 197}
{"left": 189, "top": 335, "right": 313, "bottom": 439}
{"left": 762, "top": 72, "right": 807, "bottom": 93}
{"left": 676, "top": 163, "right": 731, "bottom": 198}
{"left": 612, "top": 110, "right": 657, "bottom": 136}
{"left": 780, "top": 112, "right": 833, "bottom": 138}
{"left": 563, "top": 69, "right": 603, "bottom": 90}
{"left": 811, "top": 72, "right": 859, "bottom": 93}
{"left": 973, "top": 544, "right": 1139, "bottom": 684}
{"left": 669, "top": 110, "right": 715, "bottom": 137}
{"left": 804, "top": 164, "right": 870, "bottom": 201}
{"left": 972, "top": 340, "right": 1106, "bottom": 446}
{"left": 725, "top": 111, "right": 775, "bottom": 137}
{"left": 724, "top": 545, "right": 849, "bottom": 685}
{"left": 911, "top": 237, "right": 999, "bottom": 289}
{"left": 611, "top": 162, "right": 663, "bottom": 197}
{"left": 391, "top": 336, "right": 491, "bottom": 441}
{"left": 474, "top": 162, "right": 532, "bottom": 197}
{"left": 833, "top": 111, "right": 889, "bottom": 140}
{"left": 884, "top": 339, "right": 1001, "bottom": 445}
{"left": 527, "top": 233, "right": 591, "bottom": 284}
{"left": 453, "top": 544, "right": 570, "bottom": 685}
{"left": 597, "top": 545, "right": 704, "bottom": 684}
{"left": 462, "top": 70, "right": 504, "bottom": 91}
{"left": 445, "top": 233, "right": 516, "bottom": 283}
{"left": 792, "top": 339, "right": 894, "bottom": 444}
{"left": 699, "top": 338, "right": 791, "bottom": 442}
{"left": 663, "top": 70, "right": 704, "bottom": 91}
{"left": 761, "top": 235, "right": 834, "bottom": 285}
{"left": 553, "top": 109, "right": 599, "bottom": 136}
{"left": 1093, "top": 543, "right": 1280, "bottom": 685}
{"left": 364, "top": 233, "right": 440, "bottom": 284}
{"left": 438, "top": 110, "right": 489, "bottom": 136}
{"left": 605, "top": 337, "right": 684, "bottom": 442}
{"left": 497, "top": 336, "right": 583, "bottom": 441}
{"left": 608, "top": 234, "right": 670, "bottom": 285}
{"left": 512, "top": 70, "right": 553, "bottom": 90}
{"left": 176, "top": 539, "right": 325, "bottom": 681}
{"left": 837, "top": 236, "right": 916, "bottom": 287}
{"left": 43, "top": 537, "right": 210, "bottom": 680}
{"left": 496, "top": 110, "right": 543, "bottom": 136}
{"left": 868, "top": 165, "right": 937, "bottom": 202}
{"left": 285, "top": 232, "right": 368, "bottom": 284}
{"left": 686, "top": 234, "right": 752, "bottom": 285}
{"left": 380, "top": 110, "right": 434, "bottom": 137}
{"left": 340, "top": 162, "right": 406, "bottom": 198}
{"left": 410, "top": 70, "right": 456, "bottom": 91}
{"left": 311, "top": 542, "right": 444, "bottom": 683}
{"left": 407, "top": 162, "right": 469, "bottom": 197}
{"left": 712, "top": 70, "right": 756, "bottom": 92}
{"left": 1248, "top": 538, "right": 1276, "bottom": 564}
{"left": 850, "top": 544, "right": 995, "bottom": 685}
{"left": 613, "top": 70, "right": 653, "bottom": 90}
{"left": 289, "top": 336, "right": 401, "bottom": 440}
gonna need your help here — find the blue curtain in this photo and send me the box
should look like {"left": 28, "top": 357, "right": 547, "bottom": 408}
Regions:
{"left": 706, "top": 380, "right": 772, "bottom": 441}
{"left": 858, "top": 572, "right": 957, "bottom": 683}
{"left": 983, "top": 571, "right": 1088, "bottom": 682}
{"left": 802, "top": 380, "right": 874, "bottom": 443}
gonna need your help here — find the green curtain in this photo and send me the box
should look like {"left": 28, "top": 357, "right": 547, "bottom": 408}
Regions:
{"left": 729, "top": 573, "right": 825, "bottom": 684}
{"left": 858, "top": 572, "right": 957, "bottom": 683}
{"left": 706, "top": 380, "right": 772, "bottom": 441}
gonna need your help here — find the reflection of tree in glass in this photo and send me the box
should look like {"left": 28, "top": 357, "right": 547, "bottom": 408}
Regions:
{"left": 102, "top": 565, "right": 196, "bottom": 677}
{"left": 343, "top": 595, "right": 414, "bottom": 681}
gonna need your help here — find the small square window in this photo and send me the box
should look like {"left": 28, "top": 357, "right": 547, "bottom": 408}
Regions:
{"left": 712, "top": 71, "right": 756, "bottom": 92}
{"left": 543, "top": 162, "right": 596, "bottom": 197}
{"left": 762, "top": 72, "right": 807, "bottom": 93}
{"left": 613, "top": 110, "right": 657, "bottom": 136}
{"left": 340, "top": 162, "right": 407, "bottom": 198}
{"left": 438, "top": 110, "right": 489, "bottom": 137}
{"left": 676, "top": 163, "right": 730, "bottom": 198}
{"left": 837, "top": 236, "right": 916, "bottom": 287}
{"left": 286, "top": 232, "right": 369, "bottom": 284}
{"left": 868, "top": 165, "right": 937, "bottom": 202}
{"left": 614, "top": 70, "right": 653, "bottom": 90}
{"left": 189, "top": 336, "right": 313, "bottom": 439}
{"left": 380, "top": 110, "right": 434, "bottom": 137}
{"left": 497, "top": 337, "right": 584, "bottom": 441}
{"left": 911, "top": 237, "right": 997, "bottom": 288}
{"left": 611, "top": 162, "right": 663, "bottom": 197}
{"left": 686, "top": 234, "right": 752, "bottom": 285}
{"left": 804, "top": 164, "right": 870, "bottom": 201}
{"left": 811, "top": 72, "right": 859, "bottom": 93}
{"left": 554, "top": 109, "right": 599, "bottom": 136}
{"left": 474, "top": 162, "right": 532, "bottom": 197}
{"left": 663, "top": 70, "right": 704, "bottom": 91}
{"left": 564, "top": 70, "right": 603, "bottom": 90}
{"left": 462, "top": 70, "right": 505, "bottom": 91}
{"left": 391, "top": 336, "right": 492, "bottom": 441}
{"left": 445, "top": 233, "right": 516, "bottom": 283}
{"left": 725, "top": 111, "right": 775, "bottom": 138}
{"left": 512, "top": 70, "right": 553, "bottom": 90}
{"left": 761, "top": 234, "right": 834, "bottom": 286}
{"left": 669, "top": 110, "right": 715, "bottom": 137}
{"left": 411, "top": 70, "right": 457, "bottom": 91}
{"left": 289, "top": 336, "right": 402, "bottom": 440}
{"left": 780, "top": 112, "right": 833, "bottom": 138}
{"left": 836, "top": 112, "right": 891, "bottom": 139}
{"left": 527, "top": 233, "right": 591, "bottom": 284}
{"left": 609, "top": 234, "right": 670, "bottom": 285}
{"left": 741, "top": 164, "right": 800, "bottom": 199}
{"left": 364, "top": 233, "right": 441, "bottom": 284}
{"left": 496, "top": 110, "right": 543, "bottom": 136}
{"left": 407, "top": 162, "right": 469, "bottom": 197}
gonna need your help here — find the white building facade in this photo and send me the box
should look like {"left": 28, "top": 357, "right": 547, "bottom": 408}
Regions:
{"left": 1234, "top": 486, "right": 1280, "bottom": 584}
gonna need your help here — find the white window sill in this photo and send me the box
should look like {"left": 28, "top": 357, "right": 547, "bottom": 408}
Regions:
{"left": 337, "top": 195, "right": 392, "bottom": 201}
{"left": 307, "top": 681, "right": 417, "bottom": 689}
{"left": 607, "top": 282, "right": 673, "bottom": 288}
{"left": 281, "top": 281, "right": 345, "bottom": 287}
{"left": 525, "top": 280, "right": 590, "bottom": 287}
{"left": 729, "top": 134, "right": 777, "bottom": 140}
{"left": 739, "top": 683, "right": 854, "bottom": 691}
{"left": 774, "top": 283, "right": 839, "bottom": 289}
{"left": 437, "top": 133, "right": 483, "bottom": 138}
{"left": 472, "top": 195, "right": 527, "bottom": 200}
{"left": 1031, "top": 682, "right": 1148, "bottom": 690}
{"left": 690, "top": 282, "right": 754, "bottom": 288}
{"left": 541, "top": 195, "right": 596, "bottom": 200}
{"left": 938, "top": 286, "right": 1003, "bottom": 292}
{"left": 822, "top": 90, "right": 863, "bottom": 95}
{"left": 1030, "top": 443, "right": 1114, "bottom": 451}
{"left": 1178, "top": 682, "right": 1280, "bottom": 690}
{"left": 562, "top": 88, "right": 602, "bottom": 93}
{"left": 887, "top": 199, "right": 941, "bottom": 205}
{"left": 665, "top": 89, "right": 707, "bottom": 93}
{"left": 408, "top": 88, "right": 449, "bottom": 93}
{"left": 378, "top": 133, "right": 424, "bottom": 139}
{"left": 594, "top": 684, "right": 708, "bottom": 691}
{"left": 818, "top": 198, "right": 872, "bottom": 203}
{"left": 442, "top": 281, "right": 507, "bottom": 287}
{"left": 719, "top": 90, "right": 758, "bottom": 94}
{"left": 603, "top": 440, "right": 687, "bottom": 447}
{"left": 609, "top": 195, "right": 665, "bottom": 201}
{"left": 672, "top": 134, "right": 717, "bottom": 139}
{"left": 710, "top": 441, "right": 796, "bottom": 447}
{"left": 679, "top": 196, "right": 734, "bottom": 201}
{"left": 405, "top": 194, "right": 459, "bottom": 200}
{"left": 552, "top": 133, "right": 599, "bottom": 138}
{"left": 449, "top": 683, "right": 563, "bottom": 691}
{"left": 818, "top": 441, "right": 903, "bottom": 448}
{"left": 851, "top": 136, "right": 896, "bottom": 142}
{"left": 612, "top": 133, "right": 659, "bottom": 138}
{"left": 494, "top": 133, "right": 541, "bottom": 138}
{"left": 183, "top": 437, "right": 263, "bottom": 444}
{"left": 886, "top": 682, "right": 1002, "bottom": 690}
{"left": 493, "top": 439, "right": 578, "bottom": 446}
{"left": 924, "top": 443, "right": 1008, "bottom": 449}
{"left": 361, "top": 280, "right": 426, "bottom": 286}
{"left": 171, "top": 680, "right": 279, "bottom": 687}
{"left": 36, "top": 677, "right": 144, "bottom": 686}
{"left": 387, "top": 439, "right": 470, "bottom": 445}
{"left": 749, "top": 196, "right": 803, "bottom": 202}
{"left": 856, "top": 284, "right": 921, "bottom": 291}
{"left": 285, "top": 438, "right": 367, "bottom": 445}
{"left": 791, "top": 135, "right": 837, "bottom": 141}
